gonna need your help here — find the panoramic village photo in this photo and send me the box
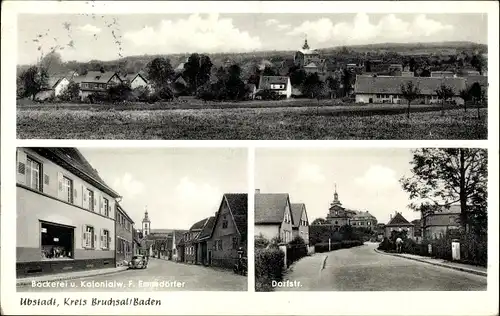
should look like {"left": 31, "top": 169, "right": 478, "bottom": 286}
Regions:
{"left": 16, "top": 12, "right": 488, "bottom": 140}
{"left": 254, "top": 148, "right": 488, "bottom": 291}
{"left": 16, "top": 147, "right": 248, "bottom": 292}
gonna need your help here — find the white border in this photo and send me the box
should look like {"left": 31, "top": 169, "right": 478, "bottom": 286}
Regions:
{"left": 2, "top": 1, "right": 499, "bottom": 316}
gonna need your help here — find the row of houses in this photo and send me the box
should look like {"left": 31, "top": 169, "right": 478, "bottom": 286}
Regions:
{"left": 135, "top": 193, "right": 248, "bottom": 270}
{"left": 254, "top": 189, "right": 310, "bottom": 245}
{"left": 16, "top": 147, "right": 136, "bottom": 277}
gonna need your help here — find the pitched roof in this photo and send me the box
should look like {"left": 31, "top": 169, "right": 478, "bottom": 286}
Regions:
{"left": 255, "top": 193, "right": 290, "bottom": 224}
{"left": 174, "top": 230, "right": 187, "bottom": 245}
{"left": 123, "top": 73, "right": 148, "bottom": 83}
{"left": 291, "top": 203, "right": 306, "bottom": 228}
{"left": 466, "top": 75, "right": 488, "bottom": 88}
{"left": 304, "top": 62, "right": 319, "bottom": 68}
{"left": 354, "top": 75, "right": 467, "bottom": 96}
{"left": 190, "top": 218, "right": 208, "bottom": 231}
{"left": 76, "top": 71, "right": 121, "bottom": 84}
{"left": 197, "top": 216, "right": 216, "bottom": 241}
{"left": 28, "top": 148, "right": 120, "bottom": 198}
{"left": 224, "top": 193, "right": 248, "bottom": 241}
{"left": 386, "top": 212, "right": 414, "bottom": 226}
{"left": 150, "top": 229, "right": 175, "bottom": 235}
{"left": 116, "top": 202, "right": 135, "bottom": 224}
{"left": 258, "top": 76, "right": 290, "bottom": 90}
{"left": 298, "top": 49, "right": 319, "bottom": 55}
{"left": 353, "top": 211, "right": 377, "bottom": 219}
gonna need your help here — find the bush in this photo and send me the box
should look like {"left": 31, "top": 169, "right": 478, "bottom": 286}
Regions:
{"left": 255, "top": 234, "right": 270, "bottom": 250}
{"left": 378, "top": 237, "right": 394, "bottom": 252}
{"left": 255, "top": 248, "right": 285, "bottom": 292}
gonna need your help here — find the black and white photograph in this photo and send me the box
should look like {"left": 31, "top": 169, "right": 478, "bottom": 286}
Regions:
{"left": 16, "top": 12, "right": 488, "bottom": 140}
{"left": 254, "top": 148, "right": 488, "bottom": 291}
{"left": 15, "top": 147, "right": 248, "bottom": 292}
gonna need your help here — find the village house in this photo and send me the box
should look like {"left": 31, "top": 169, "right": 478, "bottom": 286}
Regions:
{"left": 205, "top": 193, "right": 248, "bottom": 269}
{"left": 384, "top": 212, "right": 415, "bottom": 239}
{"left": 74, "top": 71, "right": 122, "bottom": 100}
{"left": 421, "top": 205, "right": 461, "bottom": 239}
{"left": 115, "top": 203, "right": 134, "bottom": 266}
{"left": 350, "top": 211, "right": 378, "bottom": 229}
{"left": 122, "top": 73, "right": 149, "bottom": 89}
{"left": 183, "top": 218, "right": 208, "bottom": 264}
{"left": 194, "top": 216, "right": 216, "bottom": 266}
{"left": 16, "top": 148, "right": 120, "bottom": 278}
{"left": 34, "top": 71, "right": 78, "bottom": 101}
{"left": 325, "top": 187, "right": 357, "bottom": 229}
{"left": 291, "top": 203, "right": 310, "bottom": 245}
{"left": 354, "top": 75, "right": 467, "bottom": 105}
{"left": 254, "top": 190, "right": 294, "bottom": 244}
{"left": 257, "top": 76, "right": 292, "bottom": 99}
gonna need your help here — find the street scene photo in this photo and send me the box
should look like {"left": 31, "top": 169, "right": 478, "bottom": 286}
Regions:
{"left": 16, "top": 12, "right": 488, "bottom": 140}
{"left": 254, "top": 148, "right": 487, "bottom": 291}
{"left": 16, "top": 147, "right": 248, "bottom": 292}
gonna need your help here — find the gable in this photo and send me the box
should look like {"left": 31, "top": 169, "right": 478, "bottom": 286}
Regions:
{"left": 255, "top": 193, "right": 289, "bottom": 224}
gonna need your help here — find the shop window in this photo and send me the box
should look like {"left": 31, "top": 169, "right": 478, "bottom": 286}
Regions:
{"left": 40, "top": 221, "right": 74, "bottom": 260}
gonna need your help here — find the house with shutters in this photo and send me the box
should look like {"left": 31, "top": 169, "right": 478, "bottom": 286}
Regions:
{"left": 257, "top": 76, "right": 292, "bottom": 99}
{"left": 115, "top": 202, "right": 134, "bottom": 266}
{"left": 291, "top": 203, "right": 310, "bottom": 245}
{"left": 254, "top": 190, "right": 294, "bottom": 244}
{"left": 16, "top": 148, "right": 120, "bottom": 278}
{"left": 204, "top": 193, "right": 248, "bottom": 269}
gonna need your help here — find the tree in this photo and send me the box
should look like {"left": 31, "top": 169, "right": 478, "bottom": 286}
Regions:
{"left": 262, "top": 66, "right": 277, "bottom": 76}
{"left": 311, "top": 218, "right": 328, "bottom": 225}
{"left": 400, "top": 81, "right": 421, "bottom": 119}
{"left": 459, "top": 88, "right": 471, "bottom": 112}
{"left": 59, "top": 81, "right": 80, "bottom": 102}
{"left": 198, "top": 55, "right": 213, "bottom": 88}
{"left": 435, "top": 84, "right": 454, "bottom": 117}
{"left": 468, "top": 82, "right": 483, "bottom": 119}
{"left": 18, "top": 66, "right": 49, "bottom": 100}
{"left": 301, "top": 72, "right": 323, "bottom": 99}
{"left": 326, "top": 76, "right": 340, "bottom": 99}
{"left": 290, "top": 68, "right": 307, "bottom": 87}
{"left": 40, "top": 51, "right": 64, "bottom": 73}
{"left": 145, "top": 57, "right": 175, "bottom": 91}
{"left": 400, "top": 148, "right": 488, "bottom": 234}
{"left": 341, "top": 69, "right": 353, "bottom": 97}
{"left": 470, "top": 54, "right": 486, "bottom": 74}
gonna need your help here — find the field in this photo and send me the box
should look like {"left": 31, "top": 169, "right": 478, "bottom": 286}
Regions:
{"left": 17, "top": 101, "right": 487, "bottom": 140}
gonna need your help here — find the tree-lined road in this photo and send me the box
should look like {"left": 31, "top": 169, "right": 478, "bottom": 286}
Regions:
{"left": 276, "top": 243, "right": 486, "bottom": 291}
{"left": 18, "top": 258, "right": 247, "bottom": 292}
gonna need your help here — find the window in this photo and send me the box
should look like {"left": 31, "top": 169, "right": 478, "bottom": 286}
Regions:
{"left": 103, "top": 198, "right": 109, "bottom": 217}
{"left": 83, "top": 225, "right": 94, "bottom": 249}
{"left": 63, "top": 177, "right": 73, "bottom": 203}
{"left": 102, "top": 229, "right": 110, "bottom": 249}
{"left": 26, "top": 157, "right": 42, "bottom": 191}
{"left": 40, "top": 221, "right": 74, "bottom": 260}
{"left": 232, "top": 237, "right": 239, "bottom": 249}
{"left": 215, "top": 240, "right": 222, "bottom": 251}
{"left": 87, "top": 189, "right": 94, "bottom": 211}
{"left": 222, "top": 215, "right": 228, "bottom": 229}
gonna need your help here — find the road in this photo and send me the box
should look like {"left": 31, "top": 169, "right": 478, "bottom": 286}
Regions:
{"left": 18, "top": 258, "right": 247, "bottom": 292}
{"left": 275, "top": 243, "right": 487, "bottom": 291}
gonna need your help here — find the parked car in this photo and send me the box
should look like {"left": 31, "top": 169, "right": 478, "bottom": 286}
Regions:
{"left": 129, "top": 255, "right": 148, "bottom": 269}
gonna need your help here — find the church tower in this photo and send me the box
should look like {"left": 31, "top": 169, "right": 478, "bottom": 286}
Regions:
{"left": 330, "top": 184, "right": 342, "bottom": 208}
{"left": 142, "top": 206, "right": 151, "bottom": 237}
{"left": 302, "top": 35, "right": 310, "bottom": 50}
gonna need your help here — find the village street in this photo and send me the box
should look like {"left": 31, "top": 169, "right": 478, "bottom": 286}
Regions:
{"left": 18, "top": 258, "right": 247, "bottom": 292}
{"left": 276, "top": 243, "right": 487, "bottom": 291}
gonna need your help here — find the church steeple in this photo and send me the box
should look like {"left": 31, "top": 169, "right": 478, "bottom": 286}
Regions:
{"left": 331, "top": 184, "right": 342, "bottom": 207}
{"left": 142, "top": 206, "right": 151, "bottom": 237}
{"left": 302, "top": 35, "right": 310, "bottom": 50}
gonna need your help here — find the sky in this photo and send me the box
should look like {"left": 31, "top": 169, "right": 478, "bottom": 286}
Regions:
{"left": 17, "top": 13, "right": 488, "bottom": 65}
{"left": 78, "top": 148, "right": 247, "bottom": 231}
{"left": 255, "top": 148, "right": 419, "bottom": 224}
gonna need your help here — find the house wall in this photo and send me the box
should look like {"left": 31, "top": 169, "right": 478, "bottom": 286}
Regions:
{"left": 55, "top": 78, "right": 70, "bottom": 96}
{"left": 115, "top": 208, "right": 133, "bottom": 265}
{"left": 131, "top": 76, "right": 148, "bottom": 89}
{"left": 209, "top": 201, "right": 243, "bottom": 269}
{"left": 296, "top": 210, "right": 309, "bottom": 245}
{"left": 16, "top": 148, "right": 116, "bottom": 277}
{"left": 280, "top": 203, "right": 293, "bottom": 243}
{"left": 351, "top": 218, "right": 377, "bottom": 228}
{"left": 255, "top": 224, "right": 280, "bottom": 241}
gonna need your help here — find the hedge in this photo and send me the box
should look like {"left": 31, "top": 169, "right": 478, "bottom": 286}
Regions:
{"left": 314, "top": 240, "right": 364, "bottom": 253}
{"left": 255, "top": 248, "right": 285, "bottom": 292}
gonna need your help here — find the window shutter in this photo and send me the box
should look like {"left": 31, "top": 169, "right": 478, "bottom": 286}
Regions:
{"left": 82, "top": 225, "right": 86, "bottom": 248}
{"left": 44, "top": 174, "right": 50, "bottom": 185}
{"left": 99, "top": 196, "right": 103, "bottom": 214}
{"left": 100, "top": 229, "right": 104, "bottom": 249}
{"left": 57, "top": 172, "right": 63, "bottom": 198}
{"left": 74, "top": 188, "right": 78, "bottom": 200}
{"left": 93, "top": 193, "right": 97, "bottom": 210}
{"left": 17, "top": 150, "right": 28, "bottom": 184}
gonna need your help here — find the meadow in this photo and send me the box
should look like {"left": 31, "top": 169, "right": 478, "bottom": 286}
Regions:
{"left": 17, "top": 102, "right": 487, "bottom": 140}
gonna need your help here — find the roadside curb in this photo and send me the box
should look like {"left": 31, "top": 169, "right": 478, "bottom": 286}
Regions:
{"left": 374, "top": 248, "right": 487, "bottom": 277}
{"left": 16, "top": 267, "right": 129, "bottom": 286}
{"left": 320, "top": 255, "right": 328, "bottom": 271}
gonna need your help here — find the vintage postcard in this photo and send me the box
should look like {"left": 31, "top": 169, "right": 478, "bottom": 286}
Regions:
{"left": 254, "top": 147, "right": 488, "bottom": 292}
{"left": 12, "top": 7, "right": 490, "bottom": 140}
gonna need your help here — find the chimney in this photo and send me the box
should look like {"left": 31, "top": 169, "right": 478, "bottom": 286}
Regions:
{"left": 255, "top": 189, "right": 260, "bottom": 194}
